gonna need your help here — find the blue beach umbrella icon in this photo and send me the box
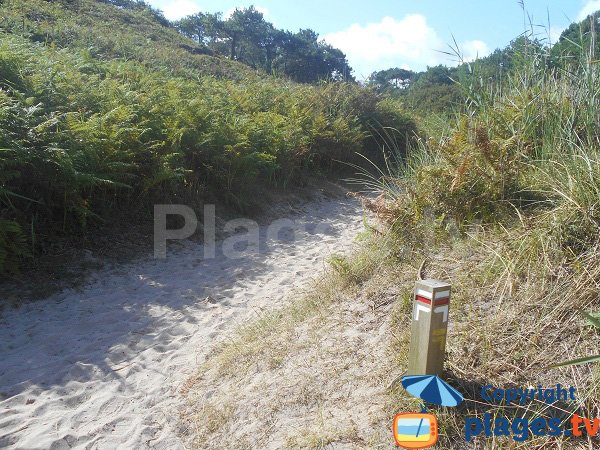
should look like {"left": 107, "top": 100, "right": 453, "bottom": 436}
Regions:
{"left": 401, "top": 375, "right": 464, "bottom": 407}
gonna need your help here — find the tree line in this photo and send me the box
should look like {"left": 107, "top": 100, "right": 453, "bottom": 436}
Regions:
{"left": 175, "top": 6, "right": 353, "bottom": 83}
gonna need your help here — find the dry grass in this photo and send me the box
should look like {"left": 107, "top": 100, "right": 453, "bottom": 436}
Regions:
{"left": 178, "top": 33, "right": 600, "bottom": 449}
{"left": 179, "top": 238, "right": 410, "bottom": 449}
{"left": 386, "top": 228, "right": 600, "bottom": 449}
{"left": 179, "top": 224, "right": 599, "bottom": 449}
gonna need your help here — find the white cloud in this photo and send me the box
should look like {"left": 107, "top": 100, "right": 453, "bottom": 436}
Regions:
{"left": 160, "top": 0, "right": 201, "bottom": 21}
{"left": 462, "top": 40, "right": 490, "bottom": 62}
{"left": 577, "top": 0, "right": 600, "bottom": 21}
{"left": 323, "top": 15, "right": 489, "bottom": 79}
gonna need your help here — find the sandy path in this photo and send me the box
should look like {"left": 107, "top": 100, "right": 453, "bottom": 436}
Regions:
{"left": 0, "top": 194, "right": 364, "bottom": 450}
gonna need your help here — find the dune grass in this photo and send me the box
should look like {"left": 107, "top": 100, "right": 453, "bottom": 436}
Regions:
{"left": 180, "top": 222, "right": 599, "bottom": 448}
{"left": 361, "top": 31, "right": 600, "bottom": 449}
{"left": 180, "top": 30, "right": 600, "bottom": 449}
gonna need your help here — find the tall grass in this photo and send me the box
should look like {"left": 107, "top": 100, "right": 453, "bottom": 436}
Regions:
{"left": 364, "top": 53, "right": 600, "bottom": 398}
{"left": 357, "top": 25, "right": 600, "bottom": 449}
{"left": 365, "top": 32, "right": 599, "bottom": 257}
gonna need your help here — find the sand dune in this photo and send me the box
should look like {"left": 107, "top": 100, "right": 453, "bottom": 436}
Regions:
{"left": 0, "top": 193, "right": 363, "bottom": 449}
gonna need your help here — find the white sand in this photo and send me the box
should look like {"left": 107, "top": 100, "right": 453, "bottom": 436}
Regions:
{"left": 0, "top": 194, "right": 364, "bottom": 449}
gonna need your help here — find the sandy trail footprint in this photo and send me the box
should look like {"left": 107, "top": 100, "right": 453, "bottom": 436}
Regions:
{"left": 0, "top": 193, "right": 364, "bottom": 450}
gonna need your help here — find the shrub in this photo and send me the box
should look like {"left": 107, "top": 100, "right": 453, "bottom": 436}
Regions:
{"left": 0, "top": 20, "right": 416, "bottom": 274}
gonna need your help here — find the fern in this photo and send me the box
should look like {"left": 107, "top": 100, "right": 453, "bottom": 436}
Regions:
{"left": 0, "top": 3, "right": 417, "bottom": 274}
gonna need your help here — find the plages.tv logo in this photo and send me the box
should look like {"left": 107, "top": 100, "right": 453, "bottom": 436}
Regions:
{"left": 465, "top": 384, "right": 599, "bottom": 442}
{"left": 393, "top": 375, "right": 464, "bottom": 449}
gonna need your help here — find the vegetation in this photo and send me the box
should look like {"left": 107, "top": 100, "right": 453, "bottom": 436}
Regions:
{"left": 552, "top": 10, "right": 600, "bottom": 64}
{"left": 182, "top": 11, "right": 600, "bottom": 449}
{"left": 553, "top": 310, "right": 600, "bottom": 368}
{"left": 371, "top": 34, "right": 599, "bottom": 261}
{"left": 357, "top": 14, "right": 600, "bottom": 449}
{"left": 0, "top": 0, "right": 415, "bottom": 275}
{"left": 367, "top": 34, "right": 551, "bottom": 114}
{"left": 2, "top": 0, "right": 599, "bottom": 442}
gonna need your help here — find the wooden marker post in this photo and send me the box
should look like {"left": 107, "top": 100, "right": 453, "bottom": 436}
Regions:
{"left": 407, "top": 279, "right": 451, "bottom": 376}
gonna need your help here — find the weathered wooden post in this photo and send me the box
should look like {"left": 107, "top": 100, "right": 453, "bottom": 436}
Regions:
{"left": 407, "top": 279, "right": 451, "bottom": 375}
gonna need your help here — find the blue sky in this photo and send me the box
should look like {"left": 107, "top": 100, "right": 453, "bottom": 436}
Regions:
{"left": 146, "top": 0, "right": 600, "bottom": 78}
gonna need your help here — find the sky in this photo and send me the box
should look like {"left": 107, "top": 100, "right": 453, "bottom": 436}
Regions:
{"left": 146, "top": 0, "right": 600, "bottom": 79}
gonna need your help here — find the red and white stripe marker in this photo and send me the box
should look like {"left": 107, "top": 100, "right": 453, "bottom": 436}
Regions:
{"left": 407, "top": 280, "right": 452, "bottom": 376}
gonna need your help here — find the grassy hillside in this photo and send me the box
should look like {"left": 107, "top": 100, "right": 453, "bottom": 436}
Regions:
{"left": 0, "top": 0, "right": 415, "bottom": 276}
{"left": 0, "top": 0, "right": 257, "bottom": 80}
